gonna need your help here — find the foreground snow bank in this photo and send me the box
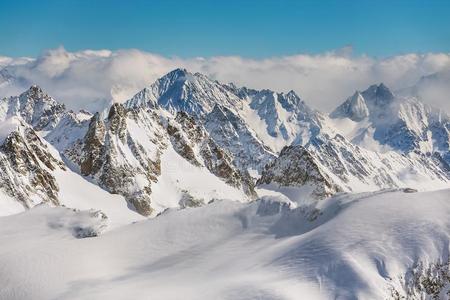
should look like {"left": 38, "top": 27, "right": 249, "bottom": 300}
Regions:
{"left": 1, "top": 189, "right": 450, "bottom": 299}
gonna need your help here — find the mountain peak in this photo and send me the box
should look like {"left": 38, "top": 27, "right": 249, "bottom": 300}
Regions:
{"left": 23, "top": 85, "right": 45, "bottom": 99}
{"left": 5, "top": 85, "right": 66, "bottom": 130}
{"left": 286, "top": 90, "right": 297, "bottom": 97}
{"left": 362, "top": 83, "right": 395, "bottom": 105}
{"left": 330, "top": 90, "right": 369, "bottom": 121}
{"left": 145, "top": 68, "right": 242, "bottom": 117}
{"left": 165, "top": 68, "right": 192, "bottom": 81}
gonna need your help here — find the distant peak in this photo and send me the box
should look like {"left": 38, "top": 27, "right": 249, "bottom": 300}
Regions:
{"left": 377, "top": 83, "right": 394, "bottom": 96}
{"left": 172, "top": 67, "right": 189, "bottom": 74}
{"left": 166, "top": 68, "right": 190, "bottom": 78}
{"left": 362, "top": 83, "right": 395, "bottom": 104}
{"left": 330, "top": 90, "right": 369, "bottom": 121}
{"left": 159, "top": 68, "right": 205, "bottom": 86}
{"left": 20, "top": 85, "right": 49, "bottom": 102}
{"left": 351, "top": 91, "right": 363, "bottom": 100}
{"left": 27, "top": 84, "right": 44, "bottom": 94}
{"left": 286, "top": 90, "right": 298, "bottom": 97}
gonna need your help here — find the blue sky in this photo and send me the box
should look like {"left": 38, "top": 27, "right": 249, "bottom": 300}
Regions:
{"left": 1, "top": 0, "right": 450, "bottom": 58}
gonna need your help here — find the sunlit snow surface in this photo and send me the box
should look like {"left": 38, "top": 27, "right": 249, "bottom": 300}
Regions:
{"left": 1, "top": 188, "right": 450, "bottom": 300}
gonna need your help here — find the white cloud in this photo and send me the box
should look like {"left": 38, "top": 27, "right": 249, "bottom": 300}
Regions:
{"left": 0, "top": 47, "right": 449, "bottom": 113}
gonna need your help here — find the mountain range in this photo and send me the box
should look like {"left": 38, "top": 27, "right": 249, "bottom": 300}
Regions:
{"left": 0, "top": 68, "right": 449, "bottom": 217}
{"left": 1, "top": 68, "right": 450, "bottom": 300}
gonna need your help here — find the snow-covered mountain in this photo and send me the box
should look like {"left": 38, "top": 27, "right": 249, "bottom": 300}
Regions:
{"left": 47, "top": 101, "right": 257, "bottom": 216}
{"left": 1, "top": 68, "right": 450, "bottom": 300}
{"left": 0, "top": 85, "right": 65, "bottom": 130}
{"left": 126, "top": 68, "right": 334, "bottom": 154}
{"left": 258, "top": 134, "right": 450, "bottom": 201}
{"left": 0, "top": 70, "right": 449, "bottom": 218}
{"left": 0, "top": 86, "right": 259, "bottom": 216}
{"left": 330, "top": 83, "right": 450, "bottom": 164}
{"left": 0, "top": 119, "right": 65, "bottom": 208}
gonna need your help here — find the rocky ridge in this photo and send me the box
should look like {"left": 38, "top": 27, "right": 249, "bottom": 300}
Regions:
{"left": 0, "top": 69, "right": 448, "bottom": 216}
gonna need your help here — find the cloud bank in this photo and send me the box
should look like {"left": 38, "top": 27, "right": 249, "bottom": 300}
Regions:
{"left": 1, "top": 47, "right": 449, "bottom": 113}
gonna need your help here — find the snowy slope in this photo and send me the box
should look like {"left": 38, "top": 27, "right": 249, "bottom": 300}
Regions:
{"left": 53, "top": 168, "right": 144, "bottom": 228}
{"left": 1, "top": 189, "right": 450, "bottom": 300}
{"left": 0, "top": 190, "right": 24, "bottom": 216}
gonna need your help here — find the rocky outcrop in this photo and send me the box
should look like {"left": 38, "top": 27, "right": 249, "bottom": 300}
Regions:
{"left": 257, "top": 145, "right": 341, "bottom": 199}
{"left": 168, "top": 111, "right": 258, "bottom": 199}
{"left": 331, "top": 83, "right": 450, "bottom": 163}
{"left": 1, "top": 72, "right": 449, "bottom": 218}
{"left": 0, "top": 125, "right": 65, "bottom": 207}
{"left": 80, "top": 113, "right": 106, "bottom": 176}
{"left": 49, "top": 99, "right": 261, "bottom": 216}
{"left": 259, "top": 133, "right": 450, "bottom": 198}
{"left": 388, "top": 260, "right": 450, "bottom": 300}
{"left": 204, "top": 105, "right": 275, "bottom": 172}
{"left": 1, "top": 85, "right": 65, "bottom": 130}
{"left": 76, "top": 105, "right": 160, "bottom": 216}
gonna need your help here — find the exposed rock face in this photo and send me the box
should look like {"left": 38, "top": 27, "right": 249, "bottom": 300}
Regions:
{"left": 331, "top": 83, "right": 450, "bottom": 164}
{"left": 258, "top": 133, "right": 450, "bottom": 198}
{"left": 166, "top": 112, "right": 203, "bottom": 167}
{"left": 204, "top": 105, "right": 275, "bottom": 172}
{"left": 127, "top": 68, "right": 242, "bottom": 117}
{"left": 237, "top": 87, "right": 331, "bottom": 147}
{"left": 1, "top": 74, "right": 449, "bottom": 218}
{"left": 80, "top": 113, "right": 106, "bottom": 176}
{"left": 125, "top": 69, "right": 332, "bottom": 155}
{"left": 388, "top": 260, "right": 450, "bottom": 300}
{"left": 107, "top": 103, "right": 127, "bottom": 140}
{"left": 257, "top": 145, "right": 341, "bottom": 199}
{"left": 75, "top": 104, "right": 162, "bottom": 216}
{"left": 0, "top": 85, "right": 65, "bottom": 130}
{"left": 63, "top": 103, "right": 259, "bottom": 216}
{"left": 167, "top": 111, "right": 258, "bottom": 199}
{"left": 0, "top": 124, "right": 65, "bottom": 208}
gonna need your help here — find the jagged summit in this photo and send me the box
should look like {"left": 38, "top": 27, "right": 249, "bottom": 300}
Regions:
{"left": 125, "top": 68, "right": 242, "bottom": 116}
{"left": 330, "top": 91, "right": 369, "bottom": 121}
{"left": 331, "top": 82, "right": 450, "bottom": 162}
{"left": 0, "top": 85, "right": 65, "bottom": 130}
{"left": 124, "top": 69, "right": 330, "bottom": 153}
{"left": 331, "top": 83, "right": 396, "bottom": 121}
{"left": 0, "top": 73, "right": 449, "bottom": 221}
{"left": 362, "top": 83, "right": 395, "bottom": 105}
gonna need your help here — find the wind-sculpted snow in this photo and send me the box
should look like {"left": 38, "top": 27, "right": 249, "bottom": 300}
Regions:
{"left": 1, "top": 189, "right": 450, "bottom": 299}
